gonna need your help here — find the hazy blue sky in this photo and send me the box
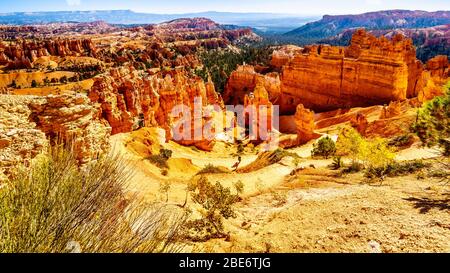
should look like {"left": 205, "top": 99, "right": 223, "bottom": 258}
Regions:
{"left": 0, "top": 0, "right": 449, "bottom": 15}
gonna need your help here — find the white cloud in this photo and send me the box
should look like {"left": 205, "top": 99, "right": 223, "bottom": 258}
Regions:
{"left": 66, "top": 0, "right": 81, "bottom": 6}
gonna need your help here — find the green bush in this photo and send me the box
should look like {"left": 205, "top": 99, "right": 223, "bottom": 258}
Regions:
{"left": 413, "top": 83, "right": 450, "bottom": 156}
{"left": 159, "top": 148, "right": 173, "bottom": 160}
{"left": 0, "top": 146, "right": 186, "bottom": 253}
{"left": 331, "top": 156, "right": 343, "bottom": 170}
{"left": 388, "top": 134, "right": 415, "bottom": 148}
{"left": 312, "top": 136, "right": 336, "bottom": 159}
{"left": 365, "top": 160, "right": 430, "bottom": 179}
{"left": 147, "top": 155, "right": 169, "bottom": 169}
{"left": 146, "top": 148, "right": 173, "bottom": 169}
{"left": 196, "top": 164, "right": 229, "bottom": 176}
{"left": 183, "top": 176, "right": 242, "bottom": 241}
{"left": 337, "top": 127, "right": 394, "bottom": 169}
{"left": 336, "top": 127, "right": 364, "bottom": 161}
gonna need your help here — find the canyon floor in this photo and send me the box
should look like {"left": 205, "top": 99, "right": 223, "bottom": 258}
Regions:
{"left": 111, "top": 129, "right": 450, "bottom": 253}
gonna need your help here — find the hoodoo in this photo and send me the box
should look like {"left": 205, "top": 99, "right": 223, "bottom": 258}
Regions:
{"left": 225, "top": 29, "right": 448, "bottom": 114}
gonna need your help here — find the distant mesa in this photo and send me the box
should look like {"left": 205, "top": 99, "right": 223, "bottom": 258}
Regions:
{"left": 285, "top": 10, "right": 450, "bottom": 42}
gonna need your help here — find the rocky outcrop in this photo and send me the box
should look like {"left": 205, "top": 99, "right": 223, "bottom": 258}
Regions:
{"left": 426, "top": 55, "right": 449, "bottom": 79}
{"left": 0, "top": 38, "right": 97, "bottom": 69}
{"left": 0, "top": 93, "right": 112, "bottom": 178}
{"left": 418, "top": 55, "right": 449, "bottom": 102}
{"left": 226, "top": 30, "right": 447, "bottom": 115}
{"left": 88, "top": 66, "right": 224, "bottom": 151}
{"left": 270, "top": 45, "right": 303, "bottom": 69}
{"left": 223, "top": 65, "right": 281, "bottom": 106}
{"left": 0, "top": 95, "right": 47, "bottom": 177}
{"left": 243, "top": 78, "right": 275, "bottom": 142}
{"left": 351, "top": 113, "right": 369, "bottom": 135}
{"left": 29, "top": 93, "right": 111, "bottom": 164}
{"left": 380, "top": 101, "right": 402, "bottom": 119}
{"left": 280, "top": 29, "right": 423, "bottom": 113}
{"left": 294, "top": 104, "right": 318, "bottom": 145}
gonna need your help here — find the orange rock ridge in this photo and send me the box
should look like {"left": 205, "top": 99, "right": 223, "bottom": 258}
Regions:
{"left": 225, "top": 29, "right": 448, "bottom": 114}
{"left": 88, "top": 66, "right": 224, "bottom": 151}
{"left": 0, "top": 38, "right": 97, "bottom": 69}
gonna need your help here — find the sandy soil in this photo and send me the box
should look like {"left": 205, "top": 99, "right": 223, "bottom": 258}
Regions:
{"left": 111, "top": 128, "right": 450, "bottom": 253}
{"left": 199, "top": 176, "right": 449, "bottom": 253}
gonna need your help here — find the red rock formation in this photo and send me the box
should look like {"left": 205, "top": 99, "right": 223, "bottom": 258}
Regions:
{"left": 29, "top": 93, "right": 111, "bottom": 163}
{"left": 88, "top": 66, "right": 224, "bottom": 151}
{"left": 226, "top": 30, "right": 447, "bottom": 115}
{"left": 280, "top": 29, "right": 423, "bottom": 113}
{"left": 0, "top": 38, "right": 97, "bottom": 69}
{"left": 294, "top": 104, "right": 318, "bottom": 145}
{"left": 243, "top": 78, "right": 275, "bottom": 142}
{"left": 380, "top": 101, "right": 402, "bottom": 119}
{"left": 418, "top": 55, "right": 449, "bottom": 102}
{"left": 426, "top": 55, "right": 449, "bottom": 79}
{"left": 223, "top": 65, "right": 281, "bottom": 106}
{"left": 351, "top": 112, "right": 369, "bottom": 135}
{"left": 270, "top": 45, "right": 303, "bottom": 69}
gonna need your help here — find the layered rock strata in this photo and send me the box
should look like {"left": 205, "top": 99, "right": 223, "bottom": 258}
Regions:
{"left": 0, "top": 92, "right": 111, "bottom": 177}
{"left": 88, "top": 66, "right": 224, "bottom": 151}
{"left": 0, "top": 39, "right": 97, "bottom": 69}
{"left": 225, "top": 30, "right": 447, "bottom": 114}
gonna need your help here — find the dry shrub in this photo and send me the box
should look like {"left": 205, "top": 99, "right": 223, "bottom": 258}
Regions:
{"left": 196, "top": 164, "right": 230, "bottom": 176}
{"left": 182, "top": 176, "right": 242, "bottom": 242}
{"left": 0, "top": 145, "right": 186, "bottom": 253}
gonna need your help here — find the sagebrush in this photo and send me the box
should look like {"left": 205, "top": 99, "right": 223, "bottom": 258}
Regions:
{"left": 0, "top": 145, "right": 186, "bottom": 253}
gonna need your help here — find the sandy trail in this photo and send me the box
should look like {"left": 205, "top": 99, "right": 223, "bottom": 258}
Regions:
{"left": 111, "top": 129, "right": 449, "bottom": 253}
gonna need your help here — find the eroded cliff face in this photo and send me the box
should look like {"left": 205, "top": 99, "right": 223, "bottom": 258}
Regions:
{"left": 243, "top": 78, "right": 275, "bottom": 142}
{"left": 294, "top": 104, "right": 317, "bottom": 145}
{"left": 280, "top": 29, "right": 424, "bottom": 113}
{"left": 418, "top": 55, "right": 450, "bottom": 102}
{"left": 270, "top": 45, "right": 303, "bottom": 69}
{"left": 0, "top": 39, "right": 97, "bottom": 69}
{"left": 0, "top": 93, "right": 110, "bottom": 178}
{"left": 224, "top": 65, "right": 281, "bottom": 106}
{"left": 0, "top": 96, "right": 47, "bottom": 179}
{"left": 88, "top": 66, "right": 224, "bottom": 151}
{"left": 29, "top": 93, "right": 111, "bottom": 164}
{"left": 225, "top": 30, "right": 447, "bottom": 114}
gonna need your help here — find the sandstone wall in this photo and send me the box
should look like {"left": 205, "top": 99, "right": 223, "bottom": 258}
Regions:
{"left": 88, "top": 66, "right": 224, "bottom": 151}
{"left": 0, "top": 38, "right": 97, "bottom": 69}
{"left": 225, "top": 30, "right": 446, "bottom": 115}
{"left": 0, "top": 93, "right": 110, "bottom": 178}
{"left": 223, "top": 65, "right": 281, "bottom": 106}
{"left": 29, "top": 93, "right": 111, "bottom": 164}
{"left": 280, "top": 30, "right": 423, "bottom": 113}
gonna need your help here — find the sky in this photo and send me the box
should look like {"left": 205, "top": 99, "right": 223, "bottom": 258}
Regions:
{"left": 0, "top": 0, "right": 449, "bottom": 15}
